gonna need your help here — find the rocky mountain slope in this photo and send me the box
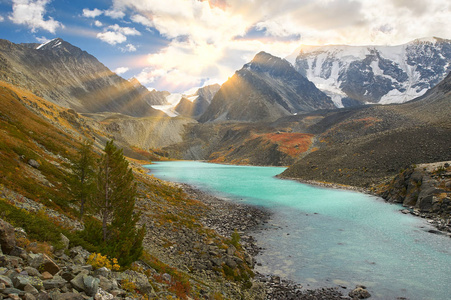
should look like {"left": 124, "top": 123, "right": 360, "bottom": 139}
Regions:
{"left": 199, "top": 52, "right": 334, "bottom": 122}
{"left": 129, "top": 77, "right": 169, "bottom": 105}
{"left": 280, "top": 71, "right": 451, "bottom": 187}
{"left": 288, "top": 37, "right": 451, "bottom": 107}
{"left": 0, "top": 81, "right": 269, "bottom": 299}
{"left": 0, "top": 38, "right": 163, "bottom": 117}
{"left": 174, "top": 84, "right": 220, "bottom": 119}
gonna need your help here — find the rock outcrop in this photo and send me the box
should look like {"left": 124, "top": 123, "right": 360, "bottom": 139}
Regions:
{"left": 378, "top": 162, "right": 451, "bottom": 233}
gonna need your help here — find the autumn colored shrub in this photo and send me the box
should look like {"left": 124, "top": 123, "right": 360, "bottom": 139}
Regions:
{"left": 87, "top": 253, "right": 120, "bottom": 271}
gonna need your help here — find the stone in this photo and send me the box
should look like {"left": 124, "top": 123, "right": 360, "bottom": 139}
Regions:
{"left": 9, "top": 247, "right": 28, "bottom": 260}
{"left": 1, "top": 287, "right": 25, "bottom": 296}
{"left": 93, "top": 267, "right": 110, "bottom": 279}
{"left": 60, "top": 234, "right": 70, "bottom": 251}
{"left": 162, "top": 273, "right": 171, "bottom": 282}
{"left": 69, "top": 273, "right": 85, "bottom": 292}
{"left": 42, "top": 279, "right": 67, "bottom": 290}
{"left": 27, "top": 159, "right": 40, "bottom": 169}
{"left": 94, "top": 288, "right": 113, "bottom": 300}
{"left": 23, "top": 293, "right": 37, "bottom": 300}
{"left": 71, "top": 254, "right": 85, "bottom": 266}
{"left": 98, "top": 276, "right": 113, "bottom": 292}
{"left": 117, "top": 270, "right": 153, "bottom": 295}
{"left": 53, "top": 293, "right": 84, "bottom": 300}
{"left": 23, "top": 283, "right": 39, "bottom": 295}
{"left": 0, "top": 274, "right": 13, "bottom": 287}
{"left": 349, "top": 286, "right": 371, "bottom": 299}
{"left": 0, "top": 219, "right": 16, "bottom": 254}
{"left": 40, "top": 272, "right": 53, "bottom": 280}
{"left": 83, "top": 276, "right": 99, "bottom": 296}
{"left": 225, "top": 257, "right": 237, "bottom": 269}
{"left": 24, "top": 267, "right": 40, "bottom": 277}
{"left": 36, "top": 291, "right": 50, "bottom": 300}
{"left": 14, "top": 228, "right": 27, "bottom": 240}
{"left": 12, "top": 274, "right": 43, "bottom": 290}
{"left": 28, "top": 254, "right": 60, "bottom": 275}
{"left": 68, "top": 247, "right": 89, "bottom": 260}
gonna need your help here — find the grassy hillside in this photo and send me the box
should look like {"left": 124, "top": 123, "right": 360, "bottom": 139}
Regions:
{"left": 0, "top": 82, "right": 262, "bottom": 299}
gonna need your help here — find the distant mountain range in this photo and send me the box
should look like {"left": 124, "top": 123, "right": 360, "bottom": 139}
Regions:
{"left": 287, "top": 37, "right": 451, "bottom": 107}
{"left": 199, "top": 51, "right": 334, "bottom": 122}
{"left": 0, "top": 38, "right": 163, "bottom": 117}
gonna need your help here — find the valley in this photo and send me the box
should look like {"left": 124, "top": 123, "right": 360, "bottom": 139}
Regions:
{"left": 0, "top": 35, "right": 450, "bottom": 300}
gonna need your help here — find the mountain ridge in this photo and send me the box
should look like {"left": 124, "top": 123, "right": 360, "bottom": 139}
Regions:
{"left": 288, "top": 37, "right": 451, "bottom": 107}
{"left": 0, "top": 38, "right": 164, "bottom": 117}
{"left": 199, "top": 51, "right": 334, "bottom": 123}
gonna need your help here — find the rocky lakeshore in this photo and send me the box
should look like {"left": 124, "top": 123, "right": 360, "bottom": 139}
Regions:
{"left": 178, "top": 183, "right": 370, "bottom": 300}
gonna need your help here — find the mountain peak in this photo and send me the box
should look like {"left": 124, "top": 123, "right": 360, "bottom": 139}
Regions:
{"left": 36, "top": 38, "right": 64, "bottom": 50}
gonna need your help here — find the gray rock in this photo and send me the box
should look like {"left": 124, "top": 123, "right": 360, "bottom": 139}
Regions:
{"left": 27, "top": 254, "right": 60, "bottom": 275}
{"left": 60, "top": 234, "right": 70, "bottom": 251}
{"left": 0, "top": 219, "right": 16, "bottom": 254}
{"left": 52, "top": 292, "right": 84, "bottom": 300}
{"left": 68, "top": 247, "right": 89, "bottom": 260}
{"left": 42, "top": 279, "right": 67, "bottom": 290}
{"left": 225, "top": 257, "right": 237, "bottom": 269}
{"left": 0, "top": 287, "right": 25, "bottom": 296}
{"left": 93, "top": 267, "right": 110, "bottom": 279}
{"left": 71, "top": 254, "right": 85, "bottom": 266}
{"left": 23, "top": 292, "right": 37, "bottom": 300}
{"left": 9, "top": 247, "right": 28, "bottom": 260}
{"left": 12, "top": 275, "right": 43, "bottom": 290}
{"left": 28, "top": 159, "right": 40, "bottom": 169}
{"left": 118, "top": 270, "right": 153, "bottom": 295}
{"left": 69, "top": 273, "right": 85, "bottom": 292}
{"left": 349, "top": 286, "right": 371, "bottom": 299}
{"left": 0, "top": 274, "right": 13, "bottom": 287}
{"left": 83, "top": 276, "right": 99, "bottom": 296}
{"left": 23, "top": 283, "right": 39, "bottom": 295}
{"left": 94, "top": 287, "right": 113, "bottom": 300}
{"left": 24, "top": 267, "right": 40, "bottom": 277}
{"left": 98, "top": 276, "right": 113, "bottom": 292}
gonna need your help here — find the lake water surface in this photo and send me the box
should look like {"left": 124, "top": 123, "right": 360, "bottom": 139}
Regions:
{"left": 146, "top": 161, "right": 451, "bottom": 299}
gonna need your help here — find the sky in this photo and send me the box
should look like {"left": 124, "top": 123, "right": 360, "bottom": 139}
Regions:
{"left": 0, "top": 0, "right": 450, "bottom": 93}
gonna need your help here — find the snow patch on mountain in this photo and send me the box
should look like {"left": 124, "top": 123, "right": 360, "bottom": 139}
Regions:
{"left": 289, "top": 37, "right": 451, "bottom": 106}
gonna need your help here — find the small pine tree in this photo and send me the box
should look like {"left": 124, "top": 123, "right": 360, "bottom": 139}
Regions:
{"left": 92, "top": 140, "right": 145, "bottom": 265}
{"left": 71, "top": 140, "right": 95, "bottom": 220}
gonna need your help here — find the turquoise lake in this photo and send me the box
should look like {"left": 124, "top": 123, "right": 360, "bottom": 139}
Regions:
{"left": 146, "top": 161, "right": 451, "bottom": 300}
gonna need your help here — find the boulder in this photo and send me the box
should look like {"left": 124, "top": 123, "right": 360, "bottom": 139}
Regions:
{"left": 42, "top": 278, "right": 67, "bottom": 290}
{"left": 12, "top": 274, "right": 43, "bottom": 290}
{"left": 0, "top": 274, "right": 13, "bottom": 287}
{"left": 349, "top": 285, "right": 371, "bottom": 299}
{"left": 60, "top": 234, "right": 70, "bottom": 251}
{"left": 28, "top": 253, "right": 60, "bottom": 275}
{"left": 0, "top": 219, "right": 16, "bottom": 254}
{"left": 28, "top": 159, "right": 40, "bottom": 169}
{"left": 94, "top": 287, "right": 113, "bottom": 300}
{"left": 83, "top": 275, "right": 99, "bottom": 296}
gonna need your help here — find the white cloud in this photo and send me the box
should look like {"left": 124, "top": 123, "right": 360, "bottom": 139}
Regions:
{"left": 82, "top": 8, "right": 103, "bottom": 18}
{"left": 105, "top": 9, "right": 125, "bottom": 19}
{"left": 114, "top": 67, "right": 129, "bottom": 75}
{"left": 35, "top": 36, "right": 49, "bottom": 43}
{"left": 9, "top": 0, "right": 63, "bottom": 33}
{"left": 107, "top": 24, "right": 141, "bottom": 36}
{"left": 97, "top": 31, "right": 126, "bottom": 45}
{"left": 97, "top": 24, "right": 141, "bottom": 45}
{"left": 109, "top": 0, "right": 451, "bottom": 92}
{"left": 0, "top": 15, "right": 4, "bottom": 22}
{"left": 94, "top": 20, "right": 103, "bottom": 27}
{"left": 123, "top": 43, "right": 137, "bottom": 52}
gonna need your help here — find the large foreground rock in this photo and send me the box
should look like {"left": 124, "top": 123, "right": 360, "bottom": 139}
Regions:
{"left": 0, "top": 219, "right": 16, "bottom": 254}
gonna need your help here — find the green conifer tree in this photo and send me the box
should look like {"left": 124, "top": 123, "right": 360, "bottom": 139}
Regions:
{"left": 71, "top": 140, "right": 95, "bottom": 220}
{"left": 94, "top": 140, "right": 145, "bottom": 265}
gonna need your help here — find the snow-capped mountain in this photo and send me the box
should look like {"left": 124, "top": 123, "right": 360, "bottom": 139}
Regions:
{"left": 287, "top": 37, "right": 451, "bottom": 107}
